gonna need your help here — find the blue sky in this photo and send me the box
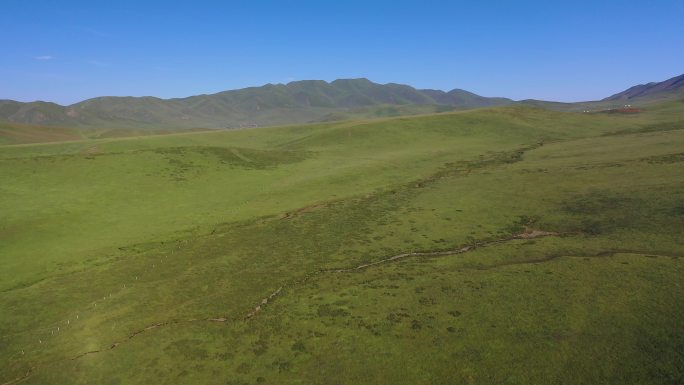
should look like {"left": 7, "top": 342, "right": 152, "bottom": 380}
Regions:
{"left": 2, "top": 0, "right": 683, "bottom": 105}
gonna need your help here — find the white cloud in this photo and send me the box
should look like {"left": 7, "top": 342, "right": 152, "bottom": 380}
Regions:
{"left": 35, "top": 55, "right": 54, "bottom": 61}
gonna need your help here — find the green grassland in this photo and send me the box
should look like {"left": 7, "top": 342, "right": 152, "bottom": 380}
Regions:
{"left": 0, "top": 122, "right": 84, "bottom": 146}
{"left": 0, "top": 121, "right": 213, "bottom": 146}
{"left": 1, "top": 103, "right": 683, "bottom": 384}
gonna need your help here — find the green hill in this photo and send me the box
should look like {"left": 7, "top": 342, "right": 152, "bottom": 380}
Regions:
{"left": 0, "top": 79, "right": 512, "bottom": 130}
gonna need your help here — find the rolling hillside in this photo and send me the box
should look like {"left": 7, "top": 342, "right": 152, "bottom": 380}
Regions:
{"left": 0, "top": 121, "right": 83, "bottom": 145}
{"left": 0, "top": 79, "right": 511, "bottom": 130}
{"left": 1, "top": 103, "right": 683, "bottom": 384}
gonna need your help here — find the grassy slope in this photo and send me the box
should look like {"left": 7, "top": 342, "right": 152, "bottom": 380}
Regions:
{"left": 0, "top": 104, "right": 683, "bottom": 384}
{"left": 0, "top": 122, "right": 84, "bottom": 145}
{"left": 318, "top": 104, "right": 459, "bottom": 122}
{"left": 0, "top": 121, "right": 216, "bottom": 145}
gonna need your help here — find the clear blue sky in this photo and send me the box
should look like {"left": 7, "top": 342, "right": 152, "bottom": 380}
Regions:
{"left": 2, "top": 0, "right": 683, "bottom": 105}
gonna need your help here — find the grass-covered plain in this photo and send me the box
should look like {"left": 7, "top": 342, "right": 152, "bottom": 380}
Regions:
{"left": 1, "top": 103, "right": 683, "bottom": 384}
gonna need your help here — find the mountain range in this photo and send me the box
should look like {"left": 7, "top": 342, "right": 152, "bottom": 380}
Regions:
{"left": 0, "top": 78, "right": 511, "bottom": 130}
{"left": 1, "top": 74, "right": 682, "bottom": 131}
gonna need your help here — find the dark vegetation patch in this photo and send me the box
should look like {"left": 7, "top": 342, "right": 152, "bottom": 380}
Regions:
{"left": 15, "top": 145, "right": 308, "bottom": 169}
{"left": 386, "top": 312, "right": 410, "bottom": 323}
{"left": 604, "top": 120, "right": 684, "bottom": 136}
{"left": 252, "top": 338, "right": 269, "bottom": 356}
{"left": 150, "top": 146, "right": 308, "bottom": 181}
{"left": 672, "top": 202, "right": 684, "bottom": 217}
{"left": 118, "top": 239, "right": 180, "bottom": 254}
{"left": 446, "top": 142, "right": 543, "bottom": 170}
{"left": 561, "top": 190, "right": 684, "bottom": 235}
{"left": 562, "top": 191, "right": 633, "bottom": 215}
{"left": 600, "top": 108, "right": 642, "bottom": 114}
{"left": 640, "top": 152, "right": 684, "bottom": 164}
{"left": 317, "top": 304, "right": 350, "bottom": 318}
{"left": 560, "top": 190, "right": 648, "bottom": 235}
{"left": 636, "top": 120, "right": 684, "bottom": 132}
{"left": 421, "top": 142, "right": 545, "bottom": 188}
{"left": 165, "top": 339, "right": 209, "bottom": 360}
{"left": 506, "top": 215, "right": 540, "bottom": 234}
{"left": 574, "top": 162, "right": 626, "bottom": 170}
{"left": 290, "top": 341, "right": 307, "bottom": 353}
{"left": 155, "top": 146, "right": 309, "bottom": 169}
{"left": 18, "top": 151, "right": 125, "bottom": 162}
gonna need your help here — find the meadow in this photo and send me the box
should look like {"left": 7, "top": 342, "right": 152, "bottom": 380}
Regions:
{"left": 1, "top": 103, "right": 683, "bottom": 384}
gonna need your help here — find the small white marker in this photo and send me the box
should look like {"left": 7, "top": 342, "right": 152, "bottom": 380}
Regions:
{"left": 39, "top": 339, "right": 42, "bottom": 344}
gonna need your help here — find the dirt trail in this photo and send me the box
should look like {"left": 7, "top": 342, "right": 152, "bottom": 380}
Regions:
{"left": 322, "top": 230, "right": 562, "bottom": 273}
{"left": 245, "top": 286, "right": 283, "bottom": 319}
{"left": 239, "top": 230, "right": 566, "bottom": 321}
{"left": 280, "top": 203, "right": 329, "bottom": 220}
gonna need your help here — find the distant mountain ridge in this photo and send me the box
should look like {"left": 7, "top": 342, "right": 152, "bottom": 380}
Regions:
{"left": 518, "top": 73, "right": 684, "bottom": 112}
{"left": 603, "top": 73, "right": 684, "bottom": 101}
{"left": 0, "top": 78, "right": 512, "bottom": 129}
{"left": 3, "top": 74, "right": 682, "bottom": 130}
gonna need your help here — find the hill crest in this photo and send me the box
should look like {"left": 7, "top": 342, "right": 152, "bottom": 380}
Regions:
{"left": 0, "top": 79, "right": 512, "bottom": 129}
